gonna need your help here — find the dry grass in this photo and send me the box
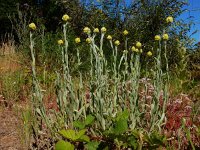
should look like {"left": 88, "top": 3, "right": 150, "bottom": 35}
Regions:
{"left": 0, "top": 39, "right": 22, "bottom": 74}
{"left": 0, "top": 41, "right": 15, "bottom": 55}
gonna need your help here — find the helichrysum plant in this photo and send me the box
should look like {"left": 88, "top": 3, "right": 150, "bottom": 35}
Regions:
{"left": 28, "top": 14, "right": 187, "bottom": 149}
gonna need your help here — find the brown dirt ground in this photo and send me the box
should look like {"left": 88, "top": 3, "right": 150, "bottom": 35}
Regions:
{"left": 0, "top": 106, "right": 25, "bottom": 150}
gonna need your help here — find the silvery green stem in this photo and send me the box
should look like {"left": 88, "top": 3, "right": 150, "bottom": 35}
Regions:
{"left": 109, "top": 40, "right": 114, "bottom": 52}
{"left": 124, "top": 50, "right": 128, "bottom": 79}
{"left": 113, "top": 46, "right": 119, "bottom": 110}
{"left": 150, "top": 40, "right": 163, "bottom": 131}
{"left": 134, "top": 54, "right": 140, "bottom": 107}
{"left": 63, "top": 23, "right": 69, "bottom": 75}
{"left": 125, "top": 37, "right": 128, "bottom": 51}
{"left": 30, "top": 31, "right": 52, "bottom": 132}
{"left": 76, "top": 48, "right": 81, "bottom": 66}
{"left": 157, "top": 41, "right": 169, "bottom": 129}
{"left": 164, "top": 41, "right": 169, "bottom": 82}
{"left": 129, "top": 53, "right": 139, "bottom": 129}
{"left": 90, "top": 47, "right": 93, "bottom": 77}
{"left": 144, "top": 62, "right": 149, "bottom": 111}
{"left": 129, "top": 53, "right": 141, "bottom": 129}
{"left": 60, "top": 46, "right": 68, "bottom": 111}
{"left": 100, "top": 33, "right": 104, "bottom": 53}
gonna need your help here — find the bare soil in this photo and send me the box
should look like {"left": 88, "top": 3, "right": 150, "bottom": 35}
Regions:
{"left": 0, "top": 106, "right": 24, "bottom": 150}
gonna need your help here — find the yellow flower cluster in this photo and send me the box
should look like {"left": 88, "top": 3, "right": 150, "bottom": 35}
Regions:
{"left": 93, "top": 28, "right": 99, "bottom": 33}
{"left": 57, "top": 39, "right": 64, "bottom": 45}
{"left": 114, "top": 40, "right": 120, "bottom": 46}
{"left": 56, "top": 14, "right": 171, "bottom": 52}
{"left": 163, "top": 34, "right": 169, "bottom": 40}
{"left": 131, "top": 42, "right": 152, "bottom": 56}
{"left": 166, "top": 16, "right": 173, "bottom": 23}
{"left": 155, "top": 34, "right": 169, "bottom": 41}
{"left": 75, "top": 37, "right": 81, "bottom": 44}
{"left": 123, "top": 30, "right": 129, "bottom": 36}
{"left": 147, "top": 51, "right": 152, "bottom": 56}
{"left": 101, "top": 27, "right": 107, "bottom": 33}
{"left": 131, "top": 46, "right": 135, "bottom": 51}
{"left": 83, "top": 27, "right": 91, "bottom": 34}
{"left": 29, "top": 23, "right": 36, "bottom": 30}
{"left": 155, "top": 35, "right": 161, "bottom": 41}
{"left": 107, "top": 35, "right": 112, "bottom": 40}
{"left": 130, "top": 42, "right": 142, "bottom": 53}
{"left": 136, "top": 42, "right": 142, "bottom": 48}
{"left": 135, "top": 48, "right": 139, "bottom": 53}
{"left": 131, "top": 46, "right": 136, "bottom": 51}
{"left": 86, "top": 38, "right": 91, "bottom": 44}
{"left": 62, "top": 14, "right": 70, "bottom": 22}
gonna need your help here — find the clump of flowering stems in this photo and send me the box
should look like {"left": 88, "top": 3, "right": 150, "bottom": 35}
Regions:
{"left": 29, "top": 16, "right": 173, "bottom": 137}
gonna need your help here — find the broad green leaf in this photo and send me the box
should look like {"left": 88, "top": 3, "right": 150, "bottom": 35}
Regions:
{"left": 78, "top": 135, "right": 90, "bottom": 142}
{"left": 127, "top": 136, "right": 138, "bottom": 149}
{"left": 113, "top": 118, "right": 128, "bottom": 135}
{"left": 148, "top": 132, "right": 166, "bottom": 146}
{"left": 74, "top": 121, "right": 85, "bottom": 129}
{"left": 116, "top": 109, "right": 129, "bottom": 121}
{"left": 85, "top": 141, "right": 100, "bottom": 150}
{"left": 85, "top": 115, "right": 95, "bottom": 126}
{"left": 59, "top": 130, "right": 76, "bottom": 141}
{"left": 55, "top": 140, "right": 74, "bottom": 150}
{"left": 76, "top": 129, "right": 86, "bottom": 139}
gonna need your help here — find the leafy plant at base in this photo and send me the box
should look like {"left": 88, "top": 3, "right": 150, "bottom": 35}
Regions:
{"left": 101, "top": 110, "right": 166, "bottom": 150}
{"left": 55, "top": 115, "right": 98, "bottom": 150}
{"left": 55, "top": 140, "right": 74, "bottom": 150}
{"left": 55, "top": 129, "right": 93, "bottom": 150}
{"left": 73, "top": 114, "right": 95, "bottom": 130}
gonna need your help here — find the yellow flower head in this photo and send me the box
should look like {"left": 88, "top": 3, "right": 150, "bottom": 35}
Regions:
{"left": 114, "top": 40, "right": 120, "bottom": 46}
{"left": 83, "top": 27, "right": 91, "bottom": 34}
{"left": 136, "top": 42, "right": 142, "bottom": 48}
{"left": 135, "top": 49, "right": 139, "bottom": 53}
{"left": 147, "top": 51, "right": 152, "bottom": 56}
{"left": 123, "top": 30, "right": 129, "bottom": 36}
{"left": 86, "top": 38, "right": 91, "bottom": 44}
{"left": 93, "top": 28, "right": 99, "bottom": 33}
{"left": 29, "top": 23, "right": 36, "bottom": 30}
{"left": 140, "top": 49, "right": 143, "bottom": 53}
{"left": 107, "top": 35, "right": 112, "bottom": 40}
{"left": 75, "top": 37, "right": 81, "bottom": 44}
{"left": 163, "top": 34, "right": 169, "bottom": 40}
{"left": 62, "top": 14, "right": 70, "bottom": 22}
{"left": 132, "top": 46, "right": 139, "bottom": 53}
{"left": 57, "top": 39, "right": 64, "bottom": 45}
{"left": 155, "top": 35, "right": 161, "bottom": 41}
{"left": 101, "top": 27, "right": 107, "bottom": 33}
{"left": 123, "top": 50, "right": 128, "bottom": 54}
{"left": 166, "top": 16, "right": 173, "bottom": 23}
{"left": 131, "top": 46, "right": 136, "bottom": 52}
